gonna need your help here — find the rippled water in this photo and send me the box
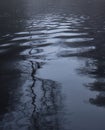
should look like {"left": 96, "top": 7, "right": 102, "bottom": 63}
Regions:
{"left": 1, "top": 0, "right": 105, "bottom": 130}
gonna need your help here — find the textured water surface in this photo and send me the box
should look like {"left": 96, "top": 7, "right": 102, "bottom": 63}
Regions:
{"left": 1, "top": 0, "right": 105, "bottom": 130}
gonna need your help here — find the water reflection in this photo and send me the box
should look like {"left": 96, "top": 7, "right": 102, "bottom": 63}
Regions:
{"left": 1, "top": 0, "right": 105, "bottom": 129}
{"left": 89, "top": 93, "right": 105, "bottom": 107}
{"left": 77, "top": 57, "right": 105, "bottom": 107}
{"left": 74, "top": 23, "right": 105, "bottom": 107}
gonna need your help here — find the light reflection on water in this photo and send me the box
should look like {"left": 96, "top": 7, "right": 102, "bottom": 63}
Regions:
{"left": 1, "top": 1, "right": 105, "bottom": 129}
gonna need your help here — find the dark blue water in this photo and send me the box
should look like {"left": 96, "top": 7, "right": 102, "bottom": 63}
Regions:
{"left": 0, "top": 0, "right": 105, "bottom": 130}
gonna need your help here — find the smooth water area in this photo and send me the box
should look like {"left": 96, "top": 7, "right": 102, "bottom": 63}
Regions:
{"left": 1, "top": 0, "right": 105, "bottom": 130}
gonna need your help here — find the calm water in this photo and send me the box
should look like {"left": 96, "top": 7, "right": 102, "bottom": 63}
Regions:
{"left": 1, "top": 0, "right": 105, "bottom": 130}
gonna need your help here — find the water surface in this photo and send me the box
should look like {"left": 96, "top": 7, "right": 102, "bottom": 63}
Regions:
{"left": 0, "top": 0, "right": 105, "bottom": 130}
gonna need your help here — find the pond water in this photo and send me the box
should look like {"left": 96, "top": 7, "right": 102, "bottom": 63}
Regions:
{"left": 0, "top": 0, "right": 105, "bottom": 130}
